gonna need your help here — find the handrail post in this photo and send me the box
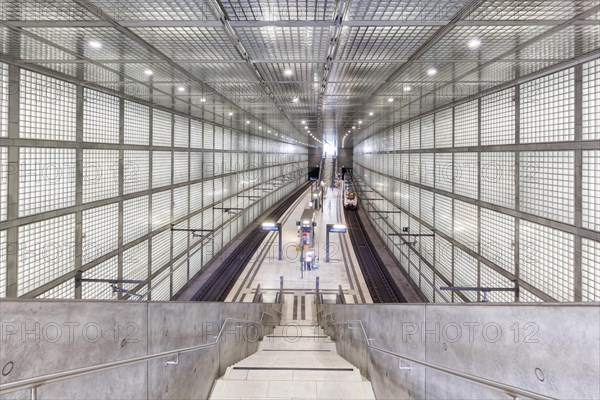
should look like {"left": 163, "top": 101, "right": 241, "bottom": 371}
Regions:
{"left": 279, "top": 276, "right": 284, "bottom": 303}
{"left": 315, "top": 277, "right": 320, "bottom": 305}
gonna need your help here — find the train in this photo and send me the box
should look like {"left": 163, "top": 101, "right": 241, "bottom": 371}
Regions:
{"left": 343, "top": 172, "right": 358, "bottom": 210}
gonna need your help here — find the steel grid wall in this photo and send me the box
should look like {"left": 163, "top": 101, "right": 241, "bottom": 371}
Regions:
{"left": 353, "top": 59, "right": 600, "bottom": 303}
{"left": 0, "top": 62, "right": 309, "bottom": 300}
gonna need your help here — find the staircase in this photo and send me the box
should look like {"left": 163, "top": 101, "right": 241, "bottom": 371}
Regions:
{"left": 209, "top": 294, "right": 376, "bottom": 400}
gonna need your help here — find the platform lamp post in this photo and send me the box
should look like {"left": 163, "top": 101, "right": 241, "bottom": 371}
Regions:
{"left": 261, "top": 222, "right": 282, "bottom": 260}
{"left": 326, "top": 224, "right": 347, "bottom": 262}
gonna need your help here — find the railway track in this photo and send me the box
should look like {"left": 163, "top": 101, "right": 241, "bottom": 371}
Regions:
{"left": 344, "top": 207, "right": 405, "bottom": 303}
{"left": 192, "top": 181, "right": 312, "bottom": 302}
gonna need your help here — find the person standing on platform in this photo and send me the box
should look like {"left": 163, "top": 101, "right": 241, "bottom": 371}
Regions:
{"left": 305, "top": 251, "right": 313, "bottom": 271}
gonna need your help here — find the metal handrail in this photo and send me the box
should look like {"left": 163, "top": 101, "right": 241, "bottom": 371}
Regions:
{"left": 325, "top": 318, "right": 555, "bottom": 400}
{"left": 0, "top": 312, "right": 278, "bottom": 397}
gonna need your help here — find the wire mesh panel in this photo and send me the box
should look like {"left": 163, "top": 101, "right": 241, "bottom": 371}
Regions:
{"left": 0, "top": 147, "right": 7, "bottom": 221}
{"left": 153, "top": 109, "right": 172, "bottom": 147}
{"left": 453, "top": 248, "right": 478, "bottom": 302}
{"left": 173, "top": 186, "right": 188, "bottom": 221}
{"left": 190, "top": 119, "right": 203, "bottom": 148}
{"left": 454, "top": 200, "right": 478, "bottom": 252}
{"left": 435, "top": 108, "right": 453, "bottom": 148}
{"left": 82, "top": 257, "right": 118, "bottom": 300}
{"left": 454, "top": 100, "right": 478, "bottom": 147}
{"left": 123, "top": 196, "right": 149, "bottom": 245}
{"left": 481, "top": 87, "right": 515, "bottom": 145}
{"left": 174, "top": 115, "right": 189, "bottom": 148}
{"left": 173, "top": 151, "right": 189, "bottom": 184}
{"left": 36, "top": 280, "right": 75, "bottom": 299}
{"left": 583, "top": 59, "right": 600, "bottom": 141}
{"left": 434, "top": 153, "right": 453, "bottom": 192}
{"left": 151, "top": 268, "right": 171, "bottom": 301}
{"left": 123, "top": 150, "right": 149, "bottom": 194}
{"left": 480, "top": 152, "right": 515, "bottom": 209}
{"left": 520, "top": 151, "right": 574, "bottom": 224}
{"left": 20, "top": 147, "right": 76, "bottom": 216}
{"left": 152, "top": 151, "right": 172, "bottom": 188}
{"left": 434, "top": 193, "right": 453, "bottom": 237}
{"left": 18, "top": 213, "right": 75, "bottom": 296}
{"left": 151, "top": 190, "right": 171, "bottom": 230}
{"left": 83, "top": 89, "right": 120, "bottom": 143}
{"left": 0, "top": 63, "right": 7, "bottom": 137}
{"left": 82, "top": 203, "right": 119, "bottom": 264}
{"left": 583, "top": 150, "right": 599, "bottom": 232}
{"left": 521, "top": 68, "right": 574, "bottom": 143}
{"left": 480, "top": 208, "right": 515, "bottom": 274}
{"left": 582, "top": 238, "right": 600, "bottom": 302}
{"left": 520, "top": 220, "right": 574, "bottom": 302}
{"left": 454, "top": 153, "right": 478, "bottom": 199}
{"left": 151, "top": 230, "right": 171, "bottom": 274}
{"left": 124, "top": 100, "right": 150, "bottom": 145}
{"left": 122, "top": 240, "right": 148, "bottom": 294}
{"left": 480, "top": 265, "right": 513, "bottom": 302}
{"left": 20, "top": 70, "right": 76, "bottom": 141}
{"left": 83, "top": 149, "right": 119, "bottom": 203}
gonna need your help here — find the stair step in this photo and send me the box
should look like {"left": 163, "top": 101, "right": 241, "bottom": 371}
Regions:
{"left": 210, "top": 379, "right": 376, "bottom": 399}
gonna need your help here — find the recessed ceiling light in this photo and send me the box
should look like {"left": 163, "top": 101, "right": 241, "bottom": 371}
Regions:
{"left": 88, "top": 40, "right": 102, "bottom": 49}
{"left": 388, "top": 97, "right": 394, "bottom": 102}
{"left": 403, "top": 85, "right": 412, "bottom": 92}
{"left": 144, "top": 69, "right": 153, "bottom": 76}
{"left": 352, "top": 126, "right": 356, "bottom": 129}
{"left": 259, "top": 126, "right": 262, "bottom": 129}
{"left": 178, "top": 86, "right": 185, "bottom": 92}
{"left": 228, "top": 112, "right": 233, "bottom": 116}
{"left": 200, "top": 97, "right": 207, "bottom": 102}
{"left": 284, "top": 69, "right": 293, "bottom": 76}
{"left": 301, "top": 120, "right": 306, "bottom": 124}
{"left": 468, "top": 38, "right": 481, "bottom": 49}
{"left": 268, "top": 130, "right": 271, "bottom": 133}
{"left": 369, "top": 112, "right": 374, "bottom": 116}
{"left": 292, "top": 97, "right": 299, "bottom": 103}
{"left": 246, "top": 120, "right": 250, "bottom": 124}
{"left": 427, "top": 67, "right": 438, "bottom": 76}
{"left": 358, "top": 120, "right": 362, "bottom": 124}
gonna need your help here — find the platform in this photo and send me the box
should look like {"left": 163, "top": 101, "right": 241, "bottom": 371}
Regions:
{"left": 225, "top": 158, "right": 373, "bottom": 304}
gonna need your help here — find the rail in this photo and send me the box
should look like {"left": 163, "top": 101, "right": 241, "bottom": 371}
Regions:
{"left": 323, "top": 317, "right": 555, "bottom": 400}
{"left": 0, "top": 312, "right": 280, "bottom": 398}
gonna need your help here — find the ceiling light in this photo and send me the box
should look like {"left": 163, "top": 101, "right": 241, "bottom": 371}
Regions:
{"left": 468, "top": 38, "right": 482, "bottom": 49}
{"left": 284, "top": 69, "right": 293, "bottom": 76}
{"left": 228, "top": 112, "right": 233, "bottom": 116}
{"left": 292, "top": 97, "right": 299, "bottom": 103}
{"left": 144, "top": 69, "right": 153, "bottom": 76}
{"left": 388, "top": 97, "right": 394, "bottom": 102}
{"left": 178, "top": 86, "right": 185, "bottom": 92}
{"left": 246, "top": 120, "right": 250, "bottom": 124}
{"left": 259, "top": 126, "right": 262, "bottom": 129}
{"left": 358, "top": 120, "right": 362, "bottom": 124}
{"left": 302, "top": 120, "right": 306, "bottom": 124}
{"left": 369, "top": 112, "right": 374, "bottom": 116}
{"left": 88, "top": 40, "right": 102, "bottom": 49}
{"left": 200, "top": 98, "right": 207, "bottom": 103}
{"left": 403, "top": 85, "right": 412, "bottom": 92}
{"left": 427, "top": 67, "right": 438, "bottom": 76}
{"left": 352, "top": 126, "right": 356, "bottom": 129}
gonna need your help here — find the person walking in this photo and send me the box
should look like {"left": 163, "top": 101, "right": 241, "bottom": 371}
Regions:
{"left": 305, "top": 251, "right": 313, "bottom": 271}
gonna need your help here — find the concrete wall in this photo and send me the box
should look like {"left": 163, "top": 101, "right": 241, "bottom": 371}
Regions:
{"left": 0, "top": 300, "right": 280, "bottom": 399}
{"left": 318, "top": 303, "right": 600, "bottom": 400}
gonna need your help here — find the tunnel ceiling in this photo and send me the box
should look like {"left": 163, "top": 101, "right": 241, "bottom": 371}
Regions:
{"left": 1, "top": 0, "right": 598, "bottom": 149}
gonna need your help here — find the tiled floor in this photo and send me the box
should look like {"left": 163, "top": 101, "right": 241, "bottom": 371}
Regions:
{"left": 226, "top": 157, "right": 372, "bottom": 304}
